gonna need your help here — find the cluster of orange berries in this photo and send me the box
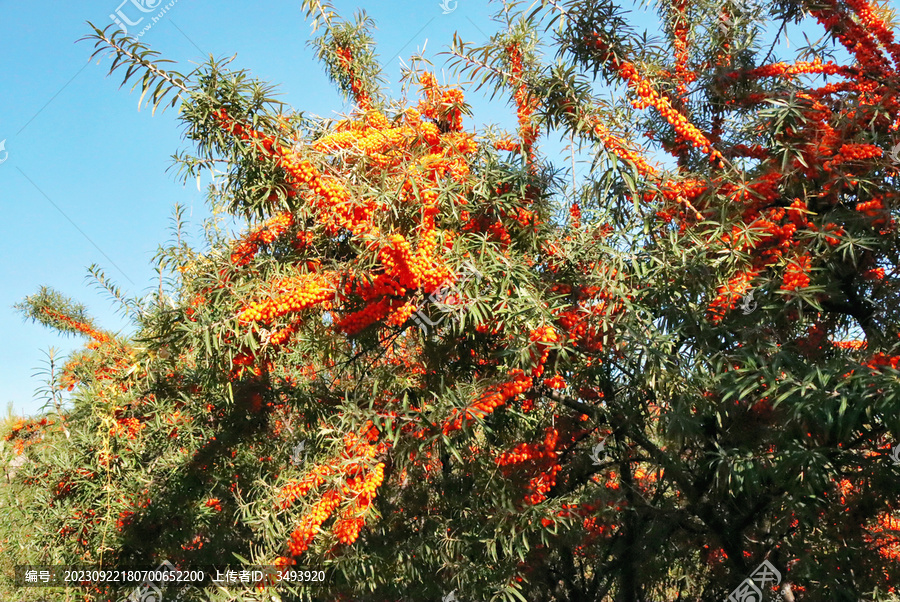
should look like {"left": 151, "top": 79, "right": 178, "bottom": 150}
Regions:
{"left": 288, "top": 490, "right": 342, "bottom": 556}
{"left": 384, "top": 301, "right": 418, "bottom": 327}
{"left": 57, "top": 509, "right": 101, "bottom": 548}
{"left": 205, "top": 497, "right": 223, "bottom": 512}
{"left": 217, "top": 109, "right": 379, "bottom": 239}
{"left": 228, "top": 351, "right": 257, "bottom": 380}
{"left": 832, "top": 339, "right": 867, "bottom": 350}
{"left": 612, "top": 60, "right": 723, "bottom": 166}
{"left": 279, "top": 465, "right": 334, "bottom": 510}
{"left": 40, "top": 307, "right": 110, "bottom": 344}
{"left": 591, "top": 119, "right": 658, "bottom": 177}
{"left": 732, "top": 59, "right": 843, "bottom": 81}
{"left": 494, "top": 136, "right": 519, "bottom": 152}
{"left": 781, "top": 256, "right": 813, "bottom": 291}
{"left": 216, "top": 79, "right": 482, "bottom": 341}
{"left": 284, "top": 152, "right": 371, "bottom": 237}
{"left": 344, "top": 421, "right": 385, "bottom": 457}
{"left": 53, "top": 477, "right": 75, "bottom": 499}
{"left": 506, "top": 207, "right": 537, "bottom": 229}
{"left": 810, "top": 0, "right": 896, "bottom": 76}
{"left": 824, "top": 143, "right": 883, "bottom": 171}
{"left": 59, "top": 356, "right": 84, "bottom": 391}
{"left": 552, "top": 502, "right": 618, "bottom": 540}
{"left": 846, "top": 0, "right": 900, "bottom": 67}
{"left": 416, "top": 72, "right": 442, "bottom": 115}
{"left": 268, "top": 321, "right": 301, "bottom": 346}
{"left": 701, "top": 169, "right": 855, "bottom": 319}
{"left": 416, "top": 73, "right": 465, "bottom": 132}
{"left": 856, "top": 196, "right": 886, "bottom": 217}
{"left": 314, "top": 121, "right": 413, "bottom": 162}
{"left": 335, "top": 229, "right": 448, "bottom": 334}
{"left": 212, "top": 108, "right": 277, "bottom": 152}
{"left": 748, "top": 212, "right": 801, "bottom": 260}
{"left": 495, "top": 428, "right": 563, "bottom": 505}
{"left": 863, "top": 267, "right": 886, "bottom": 280}
{"left": 180, "top": 534, "right": 207, "bottom": 552}
{"left": 231, "top": 212, "right": 295, "bottom": 266}
{"left": 335, "top": 297, "right": 406, "bottom": 336}
{"left": 786, "top": 198, "right": 813, "bottom": 230}
{"left": 819, "top": 222, "right": 845, "bottom": 246}
{"left": 497, "top": 428, "right": 559, "bottom": 466}
{"left": 332, "top": 514, "right": 366, "bottom": 545}
{"left": 238, "top": 275, "right": 334, "bottom": 324}
{"left": 833, "top": 473, "right": 900, "bottom": 576}
{"left": 507, "top": 45, "right": 539, "bottom": 154}
{"left": 5, "top": 417, "right": 54, "bottom": 456}
{"left": 487, "top": 220, "right": 513, "bottom": 246}
{"left": 864, "top": 352, "right": 900, "bottom": 372}
{"left": 109, "top": 417, "right": 144, "bottom": 440}
{"left": 379, "top": 233, "right": 426, "bottom": 290}
{"left": 867, "top": 512, "right": 900, "bottom": 562}
{"left": 442, "top": 370, "right": 533, "bottom": 434}
{"left": 282, "top": 424, "right": 387, "bottom": 554}
{"left": 441, "top": 88, "right": 466, "bottom": 132}
{"left": 525, "top": 464, "right": 562, "bottom": 505}
{"left": 116, "top": 489, "right": 150, "bottom": 531}
{"left": 569, "top": 203, "right": 581, "bottom": 228}
{"left": 669, "top": 0, "right": 694, "bottom": 99}
{"left": 707, "top": 269, "right": 760, "bottom": 323}
{"left": 555, "top": 302, "right": 616, "bottom": 353}
{"left": 5, "top": 417, "right": 52, "bottom": 441}
{"left": 543, "top": 374, "right": 566, "bottom": 389}
{"left": 115, "top": 509, "right": 136, "bottom": 532}
{"left": 342, "top": 462, "right": 385, "bottom": 498}
{"left": 668, "top": 181, "right": 710, "bottom": 221}
{"left": 335, "top": 46, "right": 351, "bottom": 68}
{"left": 529, "top": 325, "right": 560, "bottom": 378}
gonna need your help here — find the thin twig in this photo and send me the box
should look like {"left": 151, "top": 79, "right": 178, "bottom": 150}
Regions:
{"left": 761, "top": 17, "right": 789, "bottom": 66}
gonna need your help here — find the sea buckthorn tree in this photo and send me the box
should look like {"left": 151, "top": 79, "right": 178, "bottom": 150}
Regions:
{"left": 4, "top": 0, "right": 900, "bottom": 600}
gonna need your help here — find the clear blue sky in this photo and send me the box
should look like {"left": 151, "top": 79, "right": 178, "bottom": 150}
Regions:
{"left": 0, "top": 0, "right": 822, "bottom": 417}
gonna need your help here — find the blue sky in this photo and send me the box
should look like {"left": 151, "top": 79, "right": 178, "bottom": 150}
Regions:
{"left": 0, "top": 0, "right": 827, "bottom": 417}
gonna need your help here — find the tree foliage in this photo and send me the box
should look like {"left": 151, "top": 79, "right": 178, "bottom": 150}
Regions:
{"left": 3, "top": 0, "right": 900, "bottom": 600}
